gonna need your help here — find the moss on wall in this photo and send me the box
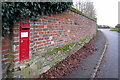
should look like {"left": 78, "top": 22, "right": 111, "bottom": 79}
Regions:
{"left": 9, "top": 34, "right": 95, "bottom": 78}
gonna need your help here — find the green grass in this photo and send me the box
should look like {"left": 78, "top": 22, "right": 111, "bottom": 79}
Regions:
{"left": 110, "top": 28, "right": 120, "bottom": 32}
{"left": 54, "top": 42, "right": 75, "bottom": 51}
{"left": 55, "top": 35, "right": 91, "bottom": 51}
{"left": 35, "top": 35, "right": 92, "bottom": 57}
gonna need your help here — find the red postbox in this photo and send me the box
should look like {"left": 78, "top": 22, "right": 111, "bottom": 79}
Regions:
{"left": 20, "top": 23, "right": 30, "bottom": 61}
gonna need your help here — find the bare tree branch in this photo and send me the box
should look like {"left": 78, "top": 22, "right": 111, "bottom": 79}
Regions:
{"left": 75, "top": 0, "right": 96, "bottom": 18}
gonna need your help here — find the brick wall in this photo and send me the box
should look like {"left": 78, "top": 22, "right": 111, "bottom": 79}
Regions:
{"left": 30, "top": 10, "right": 96, "bottom": 55}
{"left": 2, "top": 34, "right": 12, "bottom": 78}
{"left": 2, "top": 24, "right": 20, "bottom": 78}
{"left": 2, "top": 9, "right": 96, "bottom": 78}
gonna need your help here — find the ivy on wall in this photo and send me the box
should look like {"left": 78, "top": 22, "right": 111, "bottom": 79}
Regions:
{"left": 2, "top": 2, "right": 73, "bottom": 37}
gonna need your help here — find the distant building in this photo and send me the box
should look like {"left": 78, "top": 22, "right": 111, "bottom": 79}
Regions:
{"left": 98, "top": 25, "right": 111, "bottom": 28}
{"left": 115, "top": 24, "right": 120, "bottom": 28}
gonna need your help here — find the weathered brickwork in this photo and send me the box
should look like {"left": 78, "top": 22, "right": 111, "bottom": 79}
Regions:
{"left": 2, "top": 34, "right": 11, "bottom": 78}
{"left": 29, "top": 10, "right": 96, "bottom": 55}
{"left": 2, "top": 9, "right": 96, "bottom": 78}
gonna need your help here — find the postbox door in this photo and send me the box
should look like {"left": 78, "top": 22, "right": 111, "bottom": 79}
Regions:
{"left": 20, "top": 38, "right": 29, "bottom": 61}
{"left": 20, "top": 23, "right": 30, "bottom": 61}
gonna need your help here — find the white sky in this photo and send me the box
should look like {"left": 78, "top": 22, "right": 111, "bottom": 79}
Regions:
{"left": 73, "top": 0, "right": 119, "bottom": 27}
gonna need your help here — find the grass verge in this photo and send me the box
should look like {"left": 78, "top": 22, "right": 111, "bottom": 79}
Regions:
{"left": 110, "top": 28, "right": 120, "bottom": 32}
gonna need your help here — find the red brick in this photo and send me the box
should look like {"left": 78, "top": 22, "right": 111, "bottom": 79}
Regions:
{"left": 2, "top": 50, "right": 9, "bottom": 54}
{"left": 14, "top": 54, "right": 19, "bottom": 58}
{"left": 2, "top": 9, "right": 96, "bottom": 71}
{"left": 38, "top": 44, "right": 44, "bottom": 47}
{"left": 2, "top": 46, "right": 10, "bottom": 50}
{"left": 36, "top": 41, "right": 42, "bottom": 44}
{"left": 13, "top": 58, "right": 19, "bottom": 62}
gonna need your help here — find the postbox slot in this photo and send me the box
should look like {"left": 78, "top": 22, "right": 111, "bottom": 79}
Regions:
{"left": 22, "top": 28, "right": 29, "bottom": 30}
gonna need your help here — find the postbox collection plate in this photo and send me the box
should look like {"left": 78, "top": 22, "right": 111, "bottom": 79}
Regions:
{"left": 21, "top": 32, "right": 28, "bottom": 37}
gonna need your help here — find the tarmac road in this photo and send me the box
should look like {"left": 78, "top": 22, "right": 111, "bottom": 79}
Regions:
{"left": 96, "top": 29, "right": 119, "bottom": 78}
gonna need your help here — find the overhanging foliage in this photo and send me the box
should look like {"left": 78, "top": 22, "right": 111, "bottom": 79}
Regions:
{"left": 2, "top": 2, "right": 73, "bottom": 37}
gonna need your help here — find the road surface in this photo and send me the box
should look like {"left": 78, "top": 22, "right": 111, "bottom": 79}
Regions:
{"left": 96, "top": 29, "right": 119, "bottom": 78}
{"left": 64, "top": 30, "right": 106, "bottom": 78}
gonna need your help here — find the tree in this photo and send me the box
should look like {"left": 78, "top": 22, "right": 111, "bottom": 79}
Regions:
{"left": 74, "top": 0, "right": 96, "bottom": 18}
{"left": 115, "top": 24, "right": 120, "bottom": 28}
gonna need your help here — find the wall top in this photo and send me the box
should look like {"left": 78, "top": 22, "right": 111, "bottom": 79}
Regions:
{"left": 69, "top": 7, "right": 97, "bottom": 22}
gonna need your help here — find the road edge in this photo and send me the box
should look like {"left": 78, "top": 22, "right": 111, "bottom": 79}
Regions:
{"left": 89, "top": 31, "right": 108, "bottom": 80}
